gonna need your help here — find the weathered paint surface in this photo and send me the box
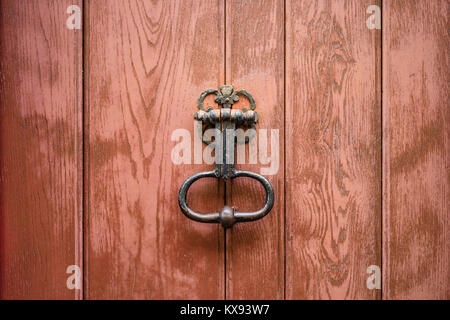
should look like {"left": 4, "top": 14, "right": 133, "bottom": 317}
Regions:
{"left": 0, "top": 0, "right": 447, "bottom": 300}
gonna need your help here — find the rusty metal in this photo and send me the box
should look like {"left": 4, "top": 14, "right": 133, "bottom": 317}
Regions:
{"left": 178, "top": 85, "right": 274, "bottom": 228}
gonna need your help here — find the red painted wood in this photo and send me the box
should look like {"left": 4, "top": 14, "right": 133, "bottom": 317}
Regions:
{"left": 225, "top": 0, "right": 285, "bottom": 299}
{"left": 285, "top": 0, "right": 382, "bottom": 299}
{"left": 0, "top": 0, "right": 83, "bottom": 299}
{"left": 85, "top": 0, "right": 225, "bottom": 299}
{"left": 0, "top": 0, "right": 448, "bottom": 301}
{"left": 382, "top": 0, "right": 449, "bottom": 300}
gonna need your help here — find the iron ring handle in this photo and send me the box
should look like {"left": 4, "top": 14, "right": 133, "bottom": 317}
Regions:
{"left": 178, "top": 170, "right": 274, "bottom": 228}
{"left": 178, "top": 170, "right": 221, "bottom": 224}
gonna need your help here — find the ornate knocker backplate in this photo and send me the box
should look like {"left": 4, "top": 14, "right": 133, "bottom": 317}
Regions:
{"left": 178, "top": 85, "right": 274, "bottom": 228}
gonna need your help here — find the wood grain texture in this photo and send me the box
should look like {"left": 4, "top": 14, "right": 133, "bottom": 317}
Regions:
{"left": 0, "top": 0, "right": 83, "bottom": 299}
{"left": 382, "top": 0, "right": 449, "bottom": 300}
{"left": 1, "top": 0, "right": 448, "bottom": 301}
{"left": 285, "top": 0, "right": 382, "bottom": 299}
{"left": 85, "top": 0, "right": 225, "bottom": 299}
{"left": 225, "top": 0, "right": 285, "bottom": 299}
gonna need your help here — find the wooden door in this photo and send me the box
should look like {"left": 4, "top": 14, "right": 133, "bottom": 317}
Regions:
{"left": 0, "top": 0, "right": 448, "bottom": 300}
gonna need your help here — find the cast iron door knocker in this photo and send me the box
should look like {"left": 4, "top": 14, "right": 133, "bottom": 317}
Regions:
{"left": 178, "top": 85, "right": 274, "bottom": 228}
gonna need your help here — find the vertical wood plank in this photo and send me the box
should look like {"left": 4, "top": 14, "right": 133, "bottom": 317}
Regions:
{"left": 286, "top": 0, "right": 382, "bottom": 299}
{"left": 225, "top": 0, "right": 285, "bottom": 299}
{"left": 0, "top": 0, "right": 83, "bottom": 299}
{"left": 382, "top": 0, "right": 449, "bottom": 300}
{"left": 85, "top": 0, "right": 225, "bottom": 299}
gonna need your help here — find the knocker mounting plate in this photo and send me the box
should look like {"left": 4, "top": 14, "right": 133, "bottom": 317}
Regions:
{"left": 178, "top": 85, "right": 274, "bottom": 228}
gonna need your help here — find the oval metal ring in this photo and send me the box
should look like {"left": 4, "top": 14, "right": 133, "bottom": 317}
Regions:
{"left": 178, "top": 170, "right": 274, "bottom": 228}
{"left": 232, "top": 170, "right": 274, "bottom": 223}
{"left": 178, "top": 170, "right": 221, "bottom": 224}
